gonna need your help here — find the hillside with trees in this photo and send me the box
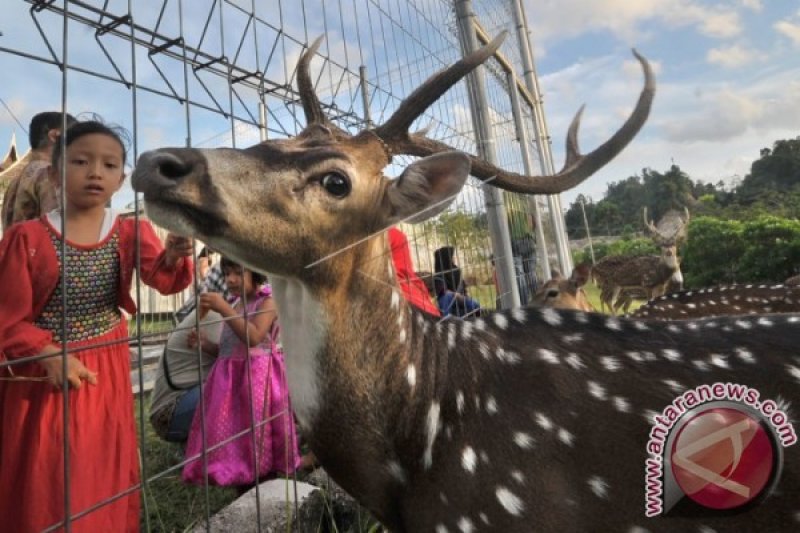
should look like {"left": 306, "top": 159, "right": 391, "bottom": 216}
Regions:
{"left": 566, "top": 136, "right": 800, "bottom": 286}
{"left": 565, "top": 136, "right": 800, "bottom": 239}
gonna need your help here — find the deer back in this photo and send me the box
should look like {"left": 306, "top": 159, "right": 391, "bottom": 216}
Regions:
{"left": 593, "top": 254, "right": 677, "bottom": 290}
{"left": 631, "top": 283, "right": 800, "bottom": 320}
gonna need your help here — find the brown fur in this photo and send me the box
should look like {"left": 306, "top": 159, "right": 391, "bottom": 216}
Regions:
{"left": 129, "top": 35, "right": 800, "bottom": 533}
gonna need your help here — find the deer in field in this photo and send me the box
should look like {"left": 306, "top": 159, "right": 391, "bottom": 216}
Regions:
{"left": 530, "top": 263, "right": 595, "bottom": 312}
{"left": 131, "top": 33, "right": 800, "bottom": 533}
{"left": 593, "top": 208, "right": 689, "bottom": 314}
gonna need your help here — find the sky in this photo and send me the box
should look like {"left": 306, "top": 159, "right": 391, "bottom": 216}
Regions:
{"left": 522, "top": 0, "right": 800, "bottom": 205}
{"left": 1, "top": 0, "right": 799, "bottom": 209}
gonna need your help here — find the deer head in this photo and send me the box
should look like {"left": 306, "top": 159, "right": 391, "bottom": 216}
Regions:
{"left": 643, "top": 207, "right": 690, "bottom": 248}
{"left": 531, "top": 263, "right": 595, "bottom": 312}
{"left": 131, "top": 35, "right": 800, "bottom": 533}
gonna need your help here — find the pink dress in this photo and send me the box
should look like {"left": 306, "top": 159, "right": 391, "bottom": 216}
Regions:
{"left": 183, "top": 286, "right": 301, "bottom": 486}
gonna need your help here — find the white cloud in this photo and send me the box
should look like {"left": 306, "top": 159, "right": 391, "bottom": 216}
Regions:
{"left": 539, "top": 49, "right": 800, "bottom": 206}
{"left": 706, "top": 44, "right": 762, "bottom": 68}
{"left": 775, "top": 20, "right": 800, "bottom": 47}
{"left": 522, "top": 0, "right": 744, "bottom": 48}
{"left": 739, "top": 0, "right": 763, "bottom": 11}
{"left": 697, "top": 12, "right": 742, "bottom": 39}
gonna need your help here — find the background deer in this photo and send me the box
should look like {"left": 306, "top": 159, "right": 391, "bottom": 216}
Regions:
{"left": 131, "top": 34, "right": 800, "bottom": 532}
{"left": 530, "top": 264, "right": 595, "bottom": 312}
{"left": 630, "top": 283, "right": 800, "bottom": 320}
{"left": 593, "top": 207, "right": 689, "bottom": 314}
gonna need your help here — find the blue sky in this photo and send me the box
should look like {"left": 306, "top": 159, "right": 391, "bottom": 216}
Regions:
{"left": 522, "top": 0, "right": 800, "bottom": 204}
{"left": 1, "top": 0, "right": 799, "bottom": 209}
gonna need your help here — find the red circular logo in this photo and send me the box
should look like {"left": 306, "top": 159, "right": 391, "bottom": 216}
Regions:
{"left": 670, "top": 407, "right": 775, "bottom": 510}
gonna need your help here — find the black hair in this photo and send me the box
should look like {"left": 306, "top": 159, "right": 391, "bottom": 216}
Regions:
{"left": 434, "top": 246, "right": 456, "bottom": 271}
{"left": 51, "top": 119, "right": 130, "bottom": 168}
{"left": 220, "top": 256, "right": 267, "bottom": 286}
{"left": 28, "top": 112, "right": 77, "bottom": 150}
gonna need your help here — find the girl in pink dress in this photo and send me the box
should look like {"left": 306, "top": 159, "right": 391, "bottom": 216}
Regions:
{"left": 183, "top": 257, "right": 301, "bottom": 486}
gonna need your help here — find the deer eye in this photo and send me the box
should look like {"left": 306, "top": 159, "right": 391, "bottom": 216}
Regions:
{"left": 320, "top": 172, "right": 351, "bottom": 198}
{"left": 546, "top": 289, "right": 559, "bottom": 299}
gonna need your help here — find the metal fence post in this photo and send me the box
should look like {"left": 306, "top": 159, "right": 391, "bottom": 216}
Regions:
{"left": 506, "top": 70, "right": 552, "bottom": 282}
{"left": 510, "top": 0, "right": 574, "bottom": 276}
{"left": 454, "top": 0, "right": 520, "bottom": 309}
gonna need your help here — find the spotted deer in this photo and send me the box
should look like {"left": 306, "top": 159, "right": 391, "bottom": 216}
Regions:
{"left": 530, "top": 264, "right": 595, "bottom": 312}
{"left": 630, "top": 283, "right": 800, "bottom": 320}
{"left": 593, "top": 208, "right": 689, "bottom": 314}
{"left": 131, "top": 34, "right": 800, "bottom": 533}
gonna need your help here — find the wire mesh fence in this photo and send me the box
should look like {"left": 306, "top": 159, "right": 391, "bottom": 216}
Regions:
{"left": 0, "top": 0, "right": 566, "bottom": 530}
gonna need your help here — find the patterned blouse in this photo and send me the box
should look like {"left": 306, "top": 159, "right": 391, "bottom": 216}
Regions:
{"left": 34, "top": 228, "right": 122, "bottom": 344}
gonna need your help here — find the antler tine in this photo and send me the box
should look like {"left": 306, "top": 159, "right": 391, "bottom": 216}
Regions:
{"left": 671, "top": 206, "right": 691, "bottom": 241}
{"left": 374, "top": 32, "right": 508, "bottom": 142}
{"left": 642, "top": 206, "right": 659, "bottom": 236}
{"left": 563, "top": 105, "right": 586, "bottom": 169}
{"left": 392, "top": 49, "right": 655, "bottom": 195}
{"left": 296, "top": 36, "right": 332, "bottom": 127}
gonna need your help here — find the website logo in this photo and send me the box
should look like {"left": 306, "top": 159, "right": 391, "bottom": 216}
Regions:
{"left": 644, "top": 383, "right": 796, "bottom": 517}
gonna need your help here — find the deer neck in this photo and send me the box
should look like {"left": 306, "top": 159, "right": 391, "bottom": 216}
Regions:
{"left": 270, "top": 234, "right": 416, "bottom": 432}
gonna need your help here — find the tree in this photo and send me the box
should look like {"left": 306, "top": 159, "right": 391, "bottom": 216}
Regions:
{"left": 736, "top": 137, "right": 800, "bottom": 204}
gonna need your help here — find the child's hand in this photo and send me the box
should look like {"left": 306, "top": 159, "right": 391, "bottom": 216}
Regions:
{"left": 198, "top": 292, "right": 228, "bottom": 315}
{"left": 187, "top": 329, "right": 207, "bottom": 349}
{"left": 164, "top": 234, "right": 193, "bottom": 268}
{"left": 39, "top": 353, "right": 98, "bottom": 390}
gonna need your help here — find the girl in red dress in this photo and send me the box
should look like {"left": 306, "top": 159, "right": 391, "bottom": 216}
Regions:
{"left": 0, "top": 119, "right": 193, "bottom": 532}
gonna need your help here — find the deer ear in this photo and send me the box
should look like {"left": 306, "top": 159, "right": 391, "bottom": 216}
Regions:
{"left": 385, "top": 151, "right": 470, "bottom": 224}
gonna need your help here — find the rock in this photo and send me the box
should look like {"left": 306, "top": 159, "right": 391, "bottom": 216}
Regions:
{"left": 192, "top": 469, "right": 378, "bottom": 532}
{"left": 192, "top": 478, "right": 316, "bottom": 532}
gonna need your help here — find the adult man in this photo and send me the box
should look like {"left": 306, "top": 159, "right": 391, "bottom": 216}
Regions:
{"left": 1, "top": 111, "right": 77, "bottom": 233}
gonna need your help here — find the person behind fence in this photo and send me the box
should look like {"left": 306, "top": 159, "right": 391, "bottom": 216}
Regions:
{"left": 174, "top": 257, "right": 231, "bottom": 324}
{"left": 182, "top": 257, "right": 303, "bottom": 487}
{"left": 389, "top": 227, "right": 441, "bottom": 316}
{"left": 434, "top": 246, "right": 473, "bottom": 315}
{"left": 1, "top": 111, "right": 78, "bottom": 234}
{"left": 433, "top": 275, "right": 481, "bottom": 318}
{"left": 148, "top": 306, "right": 225, "bottom": 443}
{"left": 149, "top": 252, "right": 233, "bottom": 443}
{"left": 0, "top": 119, "right": 193, "bottom": 533}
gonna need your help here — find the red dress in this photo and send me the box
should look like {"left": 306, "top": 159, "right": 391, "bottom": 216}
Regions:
{"left": 0, "top": 214, "right": 192, "bottom": 533}
{"left": 389, "top": 227, "right": 440, "bottom": 317}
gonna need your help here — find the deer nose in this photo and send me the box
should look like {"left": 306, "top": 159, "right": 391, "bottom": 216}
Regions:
{"left": 132, "top": 149, "right": 198, "bottom": 194}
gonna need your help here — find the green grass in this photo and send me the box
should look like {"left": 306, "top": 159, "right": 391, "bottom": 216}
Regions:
{"left": 135, "top": 398, "right": 238, "bottom": 532}
{"left": 129, "top": 318, "right": 175, "bottom": 338}
{"left": 468, "top": 284, "right": 497, "bottom": 310}
{"left": 580, "top": 281, "right": 646, "bottom": 314}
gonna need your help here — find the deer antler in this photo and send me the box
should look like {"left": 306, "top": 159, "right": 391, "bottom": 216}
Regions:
{"left": 643, "top": 206, "right": 660, "bottom": 237}
{"left": 295, "top": 32, "right": 654, "bottom": 195}
{"left": 296, "top": 36, "right": 349, "bottom": 138}
{"left": 377, "top": 42, "right": 655, "bottom": 194}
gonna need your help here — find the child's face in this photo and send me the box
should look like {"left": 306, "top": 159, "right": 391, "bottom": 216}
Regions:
{"left": 51, "top": 133, "right": 124, "bottom": 210}
{"left": 224, "top": 266, "right": 255, "bottom": 297}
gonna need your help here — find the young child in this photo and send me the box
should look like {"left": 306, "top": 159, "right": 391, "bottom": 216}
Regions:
{"left": 183, "top": 257, "right": 302, "bottom": 487}
{"left": 0, "top": 120, "right": 193, "bottom": 533}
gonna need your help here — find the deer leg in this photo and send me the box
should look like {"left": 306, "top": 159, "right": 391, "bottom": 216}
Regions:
{"left": 609, "top": 286, "right": 622, "bottom": 315}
